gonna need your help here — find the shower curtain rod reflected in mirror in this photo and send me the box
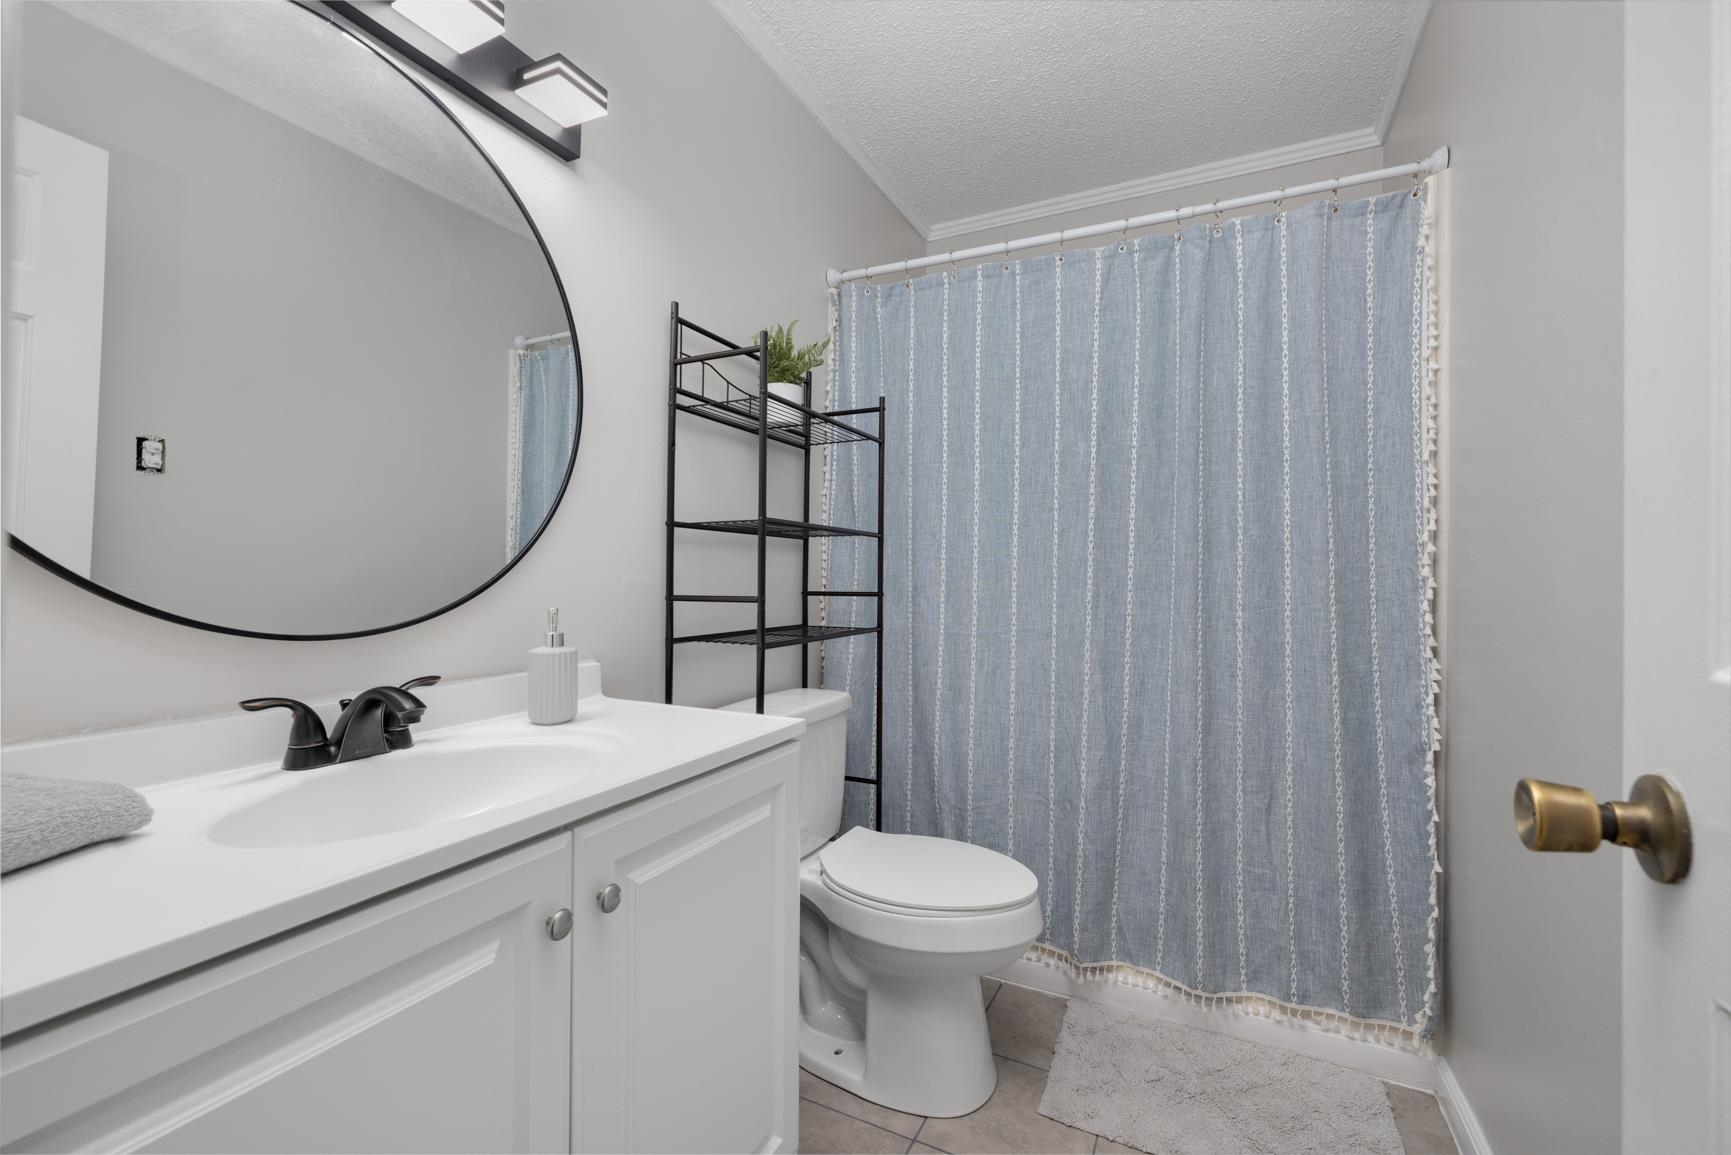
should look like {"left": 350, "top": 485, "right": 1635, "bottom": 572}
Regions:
{"left": 516, "top": 330, "right": 573, "bottom": 348}
{"left": 827, "top": 146, "right": 1450, "bottom": 288}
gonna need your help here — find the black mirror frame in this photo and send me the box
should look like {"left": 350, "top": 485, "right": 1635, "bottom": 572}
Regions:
{"left": 6, "top": 0, "right": 583, "bottom": 642}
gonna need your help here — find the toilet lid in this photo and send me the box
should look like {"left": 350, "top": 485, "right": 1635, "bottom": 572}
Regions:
{"left": 819, "top": 828, "right": 1039, "bottom": 914}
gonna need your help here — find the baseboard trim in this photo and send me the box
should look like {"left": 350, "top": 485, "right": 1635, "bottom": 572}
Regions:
{"left": 992, "top": 957, "right": 1439, "bottom": 1091}
{"left": 1434, "top": 1058, "right": 1492, "bottom": 1155}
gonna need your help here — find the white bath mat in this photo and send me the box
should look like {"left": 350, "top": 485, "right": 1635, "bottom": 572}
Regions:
{"left": 1038, "top": 999, "right": 1404, "bottom": 1155}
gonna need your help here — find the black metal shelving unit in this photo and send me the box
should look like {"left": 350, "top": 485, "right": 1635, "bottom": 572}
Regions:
{"left": 664, "top": 301, "right": 886, "bottom": 830}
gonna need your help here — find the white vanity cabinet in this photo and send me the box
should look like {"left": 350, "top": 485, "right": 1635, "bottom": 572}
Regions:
{"left": 0, "top": 833, "right": 575, "bottom": 1154}
{"left": 0, "top": 741, "right": 801, "bottom": 1155}
{"left": 570, "top": 744, "right": 800, "bottom": 1155}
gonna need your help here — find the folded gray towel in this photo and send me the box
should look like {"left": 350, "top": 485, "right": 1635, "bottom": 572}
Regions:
{"left": 1, "top": 772, "right": 154, "bottom": 874}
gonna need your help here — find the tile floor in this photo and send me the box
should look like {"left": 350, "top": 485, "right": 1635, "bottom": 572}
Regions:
{"left": 797, "top": 979, "right": 1459, "bottom": 1155}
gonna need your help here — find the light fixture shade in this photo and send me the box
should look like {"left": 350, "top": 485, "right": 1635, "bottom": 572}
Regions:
{"left": 390, "top": 0, "right": 505, "bottom": 54}
{"left": 514, "top": 54, "right": 608, "bottom": 127}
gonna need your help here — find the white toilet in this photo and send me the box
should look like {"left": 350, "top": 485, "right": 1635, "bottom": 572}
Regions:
{"left": 723, "top": 688, "right": 1041, "bottom": 1118}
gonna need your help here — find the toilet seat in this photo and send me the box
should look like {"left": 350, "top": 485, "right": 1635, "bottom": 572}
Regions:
{"left": 818, "top": 828, "right": 1038, "bottom": 917}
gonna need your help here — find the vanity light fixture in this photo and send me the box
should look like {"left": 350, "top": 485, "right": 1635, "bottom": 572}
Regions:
{"left": 317, "top": 0, "right": 602, "bottom": 161}
{"left": 514, "top": 54, "right": 607, "bottom": 127}
{"left": 388, "top": 0, "right": 504, "bottom": 54}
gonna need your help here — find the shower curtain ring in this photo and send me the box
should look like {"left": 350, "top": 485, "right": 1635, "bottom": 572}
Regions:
{"left": 1273, "top": 188, "right": 1285, "bottom": 220}
{"left": 1056, "top": 228, "right": 1066, "bottom": 263}
{"left": 1002, "top": 240, "right": 1012, "bottom": 271}
{"left": 1411, "top": 165, "right": 1423, "bottom": 197}
{"left": 1210, "top": 203, "right": 1223, "bottom": 236}
{"left": 1330, "top": 182, "right": 1341, "bottom": 213}
{"left": 1118, "top": 218, "right": 1130, "bottom": 252}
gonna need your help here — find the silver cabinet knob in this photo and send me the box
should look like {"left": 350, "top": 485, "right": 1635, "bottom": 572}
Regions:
{"left": 546, "top": 908, "right": 574, "bottom": 940}
{"left": 596, "top": 882, "right": 622, "bottom": 913}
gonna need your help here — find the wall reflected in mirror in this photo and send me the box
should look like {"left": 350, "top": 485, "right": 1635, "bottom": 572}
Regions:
{"left": 4, "top": 0, "right": 580, "bottom": 637}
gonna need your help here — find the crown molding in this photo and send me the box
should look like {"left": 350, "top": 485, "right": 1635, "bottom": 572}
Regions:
{"left": 925, "top": 127, "right": 1382, "bottom": 242}
{"left": 708, "top": 0, "right": 932, "bottom": 237}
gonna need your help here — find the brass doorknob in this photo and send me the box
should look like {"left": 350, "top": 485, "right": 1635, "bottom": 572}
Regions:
{"left": 1514, "top": 774, "right": 1692, "bottom": 883}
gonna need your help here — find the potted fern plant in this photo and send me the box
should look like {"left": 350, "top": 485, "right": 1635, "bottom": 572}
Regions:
{"left": 763, "top": 322, "right": 830, "bottom": 409}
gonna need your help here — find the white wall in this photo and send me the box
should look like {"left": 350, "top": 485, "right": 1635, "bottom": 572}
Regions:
{"left": 1384, "top": 4, "right": 1625, "bottom": 1153}
{"left": 0, "top": 0, "right": 921, "bottom": 739}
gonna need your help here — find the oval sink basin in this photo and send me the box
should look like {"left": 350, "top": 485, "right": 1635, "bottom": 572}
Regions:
{"left": 209, "top": 734, "right": 622, "bottom": 848}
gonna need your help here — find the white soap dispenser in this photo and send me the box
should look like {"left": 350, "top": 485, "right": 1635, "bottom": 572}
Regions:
{"left": 528, "top": 608, "right": 578, "bottom": 724}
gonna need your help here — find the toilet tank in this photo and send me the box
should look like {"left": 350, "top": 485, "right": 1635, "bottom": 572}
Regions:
{"left": 721, "top": 688, "right": 850, "bottom": 856}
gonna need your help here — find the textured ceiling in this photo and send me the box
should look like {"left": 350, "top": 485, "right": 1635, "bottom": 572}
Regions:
{"left": 726, "top": 0, "right": 1426, "bottom": 233}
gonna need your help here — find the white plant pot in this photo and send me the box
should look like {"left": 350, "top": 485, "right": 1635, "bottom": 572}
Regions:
{"left": 765, "top": 380, "right": 808, "bottom": 426}
{"left": 767, "top": 380, "right": 807, "bottom": 406}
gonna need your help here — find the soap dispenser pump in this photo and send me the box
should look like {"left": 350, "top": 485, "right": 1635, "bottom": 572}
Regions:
{"left": 528, "top": 608, "right": 578, "bottom": 724}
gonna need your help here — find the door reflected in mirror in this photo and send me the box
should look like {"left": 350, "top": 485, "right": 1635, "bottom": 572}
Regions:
{"left": 4, "top": 0, "right": 580, "bottom": 637}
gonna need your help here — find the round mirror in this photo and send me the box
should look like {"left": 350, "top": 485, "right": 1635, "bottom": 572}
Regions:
{"left": 5, "top": 0, "right": 580, "bottom": 638}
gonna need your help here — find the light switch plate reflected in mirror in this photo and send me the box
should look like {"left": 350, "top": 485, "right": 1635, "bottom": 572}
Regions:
{"left": 135, "top": 435, "right": 165, "bottom": 474}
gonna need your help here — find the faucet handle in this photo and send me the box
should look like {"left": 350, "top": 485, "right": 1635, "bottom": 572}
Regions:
{"left": 239, "top": 697, "right": 331, "bottom": 771}
{"left": 379, "top": 679, "right": 437, "bottom": 752}
{"left": 338, "top": 678, "right": 436, "bottom": 710}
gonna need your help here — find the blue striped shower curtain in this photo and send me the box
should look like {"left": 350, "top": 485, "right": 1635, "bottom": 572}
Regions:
{"left": 825, "top": 188, "right": 1440, "bottom": 1040}
{"left": 508, "top": 341, "right": 578, "bottom": 556}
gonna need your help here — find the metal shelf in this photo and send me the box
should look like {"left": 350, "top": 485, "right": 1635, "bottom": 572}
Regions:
{"left": 672, "top": 623, "right": 881, "bottom": 649}
{"left": 674, "top": 518, "right": 878, "bottom": 541}
{"left": 665, "top": 302, "right": 887, "bottom": 831}
{"left": 674, "top": 390, "right": 877, "bottom": 448}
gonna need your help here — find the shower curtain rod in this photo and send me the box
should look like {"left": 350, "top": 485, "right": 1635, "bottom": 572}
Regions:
{"left": 826, "top": 145, "right": 1449, "bottom": 288}
{"left": 515, "top": 330, "right": 572, "bottom": 349}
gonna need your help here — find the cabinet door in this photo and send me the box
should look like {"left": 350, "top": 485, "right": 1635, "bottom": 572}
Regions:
{"left": 1, "top": 835, "right": 573, "bottom": 1154}
{"left": 571, "top": 745, "right": 799, "bottom": 1155}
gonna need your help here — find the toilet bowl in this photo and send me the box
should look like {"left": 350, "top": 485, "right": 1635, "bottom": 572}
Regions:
{"left": 722, "top": 689, "right": 1041, "bottom": 1118}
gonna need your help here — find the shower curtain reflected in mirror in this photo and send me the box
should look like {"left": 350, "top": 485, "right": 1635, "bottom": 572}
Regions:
{"left": 508, "top": 340, "right": 578, "bottom": 557}
{"left": 825, "top": 188, "right": 1440, "bottom": 1042}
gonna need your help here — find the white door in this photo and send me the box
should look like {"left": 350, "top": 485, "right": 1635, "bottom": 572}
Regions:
{"left": 570, "top": 747, "right": 800, "bottom": 1155}
{"left": 0, "top": 834, "right": 575, "bottom": 1154}
{"left": 1623, "top": 4, "right": 1731, "bottom": 1153}
{"left": 5, "top": 116, "right": 108, "bottom": 578}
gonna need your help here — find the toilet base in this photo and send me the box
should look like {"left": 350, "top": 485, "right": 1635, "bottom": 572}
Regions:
{"left": 798, "top": 973, "right": 998, "bottom": 1118}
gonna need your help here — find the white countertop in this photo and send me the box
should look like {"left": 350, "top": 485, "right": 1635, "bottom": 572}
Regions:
{"left": 0, "top": 677, "right": 802, "bottom": 1036}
